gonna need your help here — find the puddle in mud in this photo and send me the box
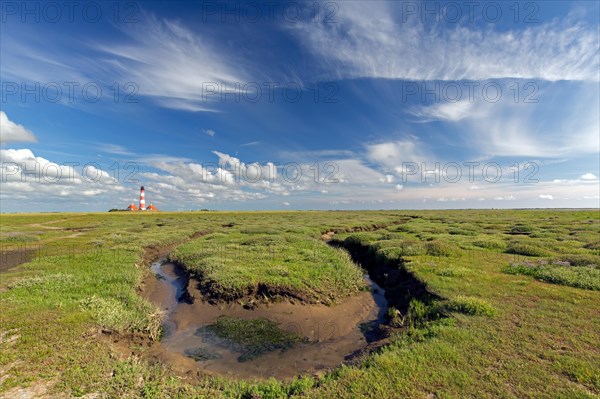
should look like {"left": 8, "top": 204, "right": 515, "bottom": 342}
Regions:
{"left": 144, "top": 259, "right": 388, "bottom": 379}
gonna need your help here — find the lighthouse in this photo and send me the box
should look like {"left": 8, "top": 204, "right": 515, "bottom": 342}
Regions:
{"left": 139, "top": 186, "right": 146, "bottom": 210}
{"left": 122, "top": 186, "right": 157, "bottom": 211}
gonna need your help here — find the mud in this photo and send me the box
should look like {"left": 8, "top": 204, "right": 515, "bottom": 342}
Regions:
{"left": 141, "top": 259, "right": 388, "bottom": 380}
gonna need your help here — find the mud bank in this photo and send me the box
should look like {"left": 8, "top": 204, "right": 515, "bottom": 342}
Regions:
{"left": 141, "top": 259, "right": 387, "bottom": 380}
{"left": 329, "top": 238, "right": 441, "bottom": 315}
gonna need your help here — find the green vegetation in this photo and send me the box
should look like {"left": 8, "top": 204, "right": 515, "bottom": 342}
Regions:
{"left": 197, "top": 316, "right": 305, "bottom": 362}
{"left": 424, "top": 240, "right": 454, "bottom": 257}
{"left": 170, "top": 231, "right": 364, "bottom": 304}
{"left": 444, "top": 295, "right": 496, "bottom": 316}
{"left": 506, "top": 241, "right": 550, "bottom": 257}
{"left": 1, "top": 210, "right": 599, "bottom": 398}
{"left": 184, "top": 347, "right": 222, "bottom": 361}
{"left": 503, "top": 259, "right": 600, "bottom": 290}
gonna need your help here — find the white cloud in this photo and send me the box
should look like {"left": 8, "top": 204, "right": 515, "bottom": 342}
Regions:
{"left": 580, "top": 173, "right": 598, "bottom": 181}
{"left": 96, "top": 143, "right": 133, "bottom": 156}
{"left": 0, "top": 112, "right": 37, "bottom": 144}
{"left": 379, "top": 174, "right": 394, "bottom": 183}
{"left": 416, "top": 83, "right": 600, "bottom": 158}
{"left": 0, "top": 148, "right": 126, "bottom": 211}
{"left": 283, "top": 202, "right": 290, "bottom": 206}
{"left": 96, "top": 15, "right": 249, "bottom": 112}
{"left": 331, "top": 159, "right": 386, "bottom": 184}
{"left": 292, "top": 3, "right": 599, "bottom": 82}
{"left": 205, "top": 129, "right": 216, "bottom": 137}
{"left": 409, "top": 100, "right": 474, "bottom": 122}
{"left": 539, "top": 194, "right": 554, "bottom": 200}
{"left": 493, "top": 196, "right": 516, "bottom": 201}
{"left": 2, "top": 14, "right": 251, "bottom": 113}
{"left": 83, "top": 189, "right": 105, "bottom": 196}
{"left": 1, "top": 148, "right": 82, "bottom": 184}
{"left": 366, "top": 139, "right": 432, "bottom": 171}
{"left": 240, "top": 141, "right": 260, "bottom": 147}
{"left": 278, "top": 149, "right": 356, "bottom": 162}
{"left": 136, "top": 154, "right": 193, "bottom": 164}
{"left": 2, "top": 146, "right": 598, "bottom": 211}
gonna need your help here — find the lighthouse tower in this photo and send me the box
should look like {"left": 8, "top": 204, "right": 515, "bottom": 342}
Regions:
{"left": 139, "top": 186, "right": 146, "bottom": 210}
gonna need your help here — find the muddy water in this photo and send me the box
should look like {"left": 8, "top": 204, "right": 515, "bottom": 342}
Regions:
{"left": 144, "top": 259, "right": 387, "bottom": 380}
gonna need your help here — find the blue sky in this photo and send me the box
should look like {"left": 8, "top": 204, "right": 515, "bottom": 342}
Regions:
{"left": 1, "top": 0, "right": 598, "bottom": 212}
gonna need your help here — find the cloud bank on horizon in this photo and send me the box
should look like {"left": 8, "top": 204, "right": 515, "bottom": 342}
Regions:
{"left": 1, "top": 1, "right": 598, "bottom": 211}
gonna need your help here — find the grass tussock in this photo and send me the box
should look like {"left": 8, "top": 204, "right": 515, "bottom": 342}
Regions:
{"left": 472, "top": 238, "right": 507, "bottom": 251}
{"left": 445, "top": 296, "right": 496, "bottom": 317}
{"left": 424, "top": 240, "right": 454, "bottom": 257}
{"left": 170, "top": 233, "right": 365, "bottom": 304}
{"left": 503, "top": 260, "right": 600, "bottom": 291}
{"left": 506, "top": 242, "right": 550, "bottom": 257}
{"left": 79, "top": 295, "right": 162, "bottom": 339}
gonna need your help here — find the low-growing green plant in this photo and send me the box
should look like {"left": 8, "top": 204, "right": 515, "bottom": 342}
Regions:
{"left": 554, "top": 355, "right": 600, "bottom": 390}
{"left": 1, "top": 234, "right": 40, "bottom": 243}
{"left": 583, "top": 241, "right": 600, "bottom": 251}
{"left": 372, "top": 239, "right": 424, "bottom": 260}
{"left": 503, "top": 260, "right": 600, "bottom": 291}
{"left": 8, "top": 273, "right": 73, "bottom": 289}
{"left": 435, "top": 267, "right": 470, "bottom": 277}
{"left": 557, "top": 254, "right": 600, "bottom": 267}
{"left": 342, "top": 232, "right": 384, "bottom": 247}
{"left": 507, "top": 224, "right": 535, "bottom": 235}
{"left": 425, "top": 240, "right": 454, "bottom": 257}
{"left": 405, "top": 299, "right": 443, "bottom": 327}
{"left": 80, "top": 295, "right": 162, "bottom": 339}
{"left": 445, "top": 296, "right": 496, "bottom": 317}
{"left": 387, "top": 308, "right": 407, "bottom": 328}
{"left": 506, "top": 242, "right": 549, "bottom": 257}
{"left": 171, "top": 233, "right": 365, "bottom": 304}
{"left": 447, "top": 228, "right": 477, "bottom": 236}
{"left": 196, "top": 316, "right": 305, "bottom": 362}
{"left": 473, "top": 236, "right": 506, "bottom": 251}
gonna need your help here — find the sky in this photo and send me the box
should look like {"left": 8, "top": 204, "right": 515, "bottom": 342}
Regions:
{"left": 0, "top": 0, "right": 599, "bottom": 212}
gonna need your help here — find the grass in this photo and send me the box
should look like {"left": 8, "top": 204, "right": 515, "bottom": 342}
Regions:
{"left": 444, "top": 296, "right": 496, "bottom": 316}
{"left": 0, "top": 210, "right": 599, "bottom": 398}
{"left": 169, "top": 231, "right": 365, "bottom": 304}
{"left": 506, "top": 241, "right": 551, "bottom": 257}
{"left": 503, "top": 259, "right": 600, "bottom": 290}
{"left": 197, "top": 316, "right": 305, "bottom": 362}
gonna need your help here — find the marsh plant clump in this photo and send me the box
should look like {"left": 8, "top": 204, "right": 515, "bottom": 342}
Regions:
{"left": 195, "top": 316, "right": 306, "bottom": 362}
{"left": 444, "top": 296, "right": 497, "bottom": 317}
{"left": 503, "top": 259, "right": 600, "bottom": 290}
{"left": 169, "top": 232, "right": 365, "bottom": 304}
{"left": 505, "top": 242, "right": 550, "bottom": 257}
{"left": 184, "top": 347, "right": 222, "bottom": 362}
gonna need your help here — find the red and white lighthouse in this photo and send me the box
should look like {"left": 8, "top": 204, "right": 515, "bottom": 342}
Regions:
{"left": 139, "top": 186, "right": 146, "bottom": 210}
